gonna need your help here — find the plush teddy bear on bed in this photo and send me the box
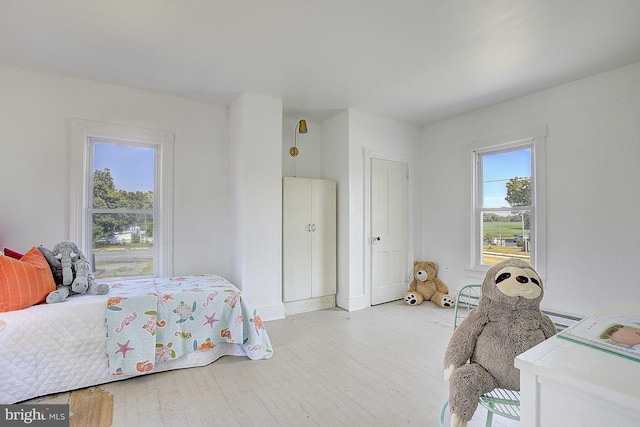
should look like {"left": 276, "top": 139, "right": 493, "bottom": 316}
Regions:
{"left": 403, "top": 261, "right": 454, "bottom": 308}
{"left": 38, "top": 241, "right": 109, "bottom": 303}
{"left": 443, "top": 258, "right": 557, "bottom": 427}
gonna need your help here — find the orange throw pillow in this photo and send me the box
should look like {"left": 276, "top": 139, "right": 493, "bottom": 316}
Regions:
{"left": 0, "top": 246, "right": 57, "bottom": 312}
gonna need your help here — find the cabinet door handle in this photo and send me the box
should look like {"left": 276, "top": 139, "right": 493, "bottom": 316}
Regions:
{"left": 311, "top": 224, "right": 317, "bottom": 232}
{"left": 305, "top": 224, "right": 311, "bottom": 232}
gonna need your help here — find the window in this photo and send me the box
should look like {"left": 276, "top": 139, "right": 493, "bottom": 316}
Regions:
{"left": 70, "top": 120, "right": 174, "bottom": 279}
{"left": 469, "top": 127, "right": 546, "bottom": 276}
{"left": 91, "top": 141, "right": 156, "bottom": 278}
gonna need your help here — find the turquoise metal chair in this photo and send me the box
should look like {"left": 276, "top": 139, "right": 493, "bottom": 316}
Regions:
{"left": 439, "top": 285, "right": 520, "bottom": 427}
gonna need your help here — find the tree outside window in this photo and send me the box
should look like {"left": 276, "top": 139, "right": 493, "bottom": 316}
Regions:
{"left": 506, "top": 176, "right": 531, "bottom": 249}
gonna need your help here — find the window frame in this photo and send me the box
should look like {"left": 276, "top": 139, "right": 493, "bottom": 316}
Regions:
{"left": 70, "top": 119, "right": 174, "bottom": 278}
{"left": 466, "top": 126, "right": 547, "bottom": 280}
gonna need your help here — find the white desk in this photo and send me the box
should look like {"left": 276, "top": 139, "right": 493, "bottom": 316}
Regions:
{"left": 515, "top": 302, "right": 640, "bottom": 427}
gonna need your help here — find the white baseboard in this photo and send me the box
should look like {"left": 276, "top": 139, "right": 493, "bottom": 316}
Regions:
{"left": 258, "top": 302, "right": 286, "bottom": 321}
{"left": 336, "top": 294, "right": 369, "bottom": 312}
{"left": 285, "top": 295, "right": 336, "bottom": 316}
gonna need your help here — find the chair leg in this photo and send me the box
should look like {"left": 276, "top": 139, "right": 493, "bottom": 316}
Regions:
{"left": 484, "top": 407, "right": 494, "bottom": 427}
{"left": 439, "top": 399, "right": 449, "bottom": 427}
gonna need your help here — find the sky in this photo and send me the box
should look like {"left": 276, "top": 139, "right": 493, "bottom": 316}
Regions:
{"left": 93, "top": 142, "right": 155, "bottom": 192}
{"left": 482, "top": 148, "right": 531, "bottom": 208}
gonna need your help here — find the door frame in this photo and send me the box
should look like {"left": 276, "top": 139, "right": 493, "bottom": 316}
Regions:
{"left": 363, "top": 148, "right": 413, "bottom": 306}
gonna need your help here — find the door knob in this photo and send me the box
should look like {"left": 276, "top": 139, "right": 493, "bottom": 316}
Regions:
{"left": 373, "top": 236, "right": 381, "bottom": 243}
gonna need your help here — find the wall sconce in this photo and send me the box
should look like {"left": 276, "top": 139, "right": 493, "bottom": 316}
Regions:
{"left": 289, "top": 119, "right": 308, "bottom": 157}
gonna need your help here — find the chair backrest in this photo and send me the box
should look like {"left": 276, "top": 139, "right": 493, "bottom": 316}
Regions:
{"left": 453, "top": 284, "right": 482, "bottom": 330}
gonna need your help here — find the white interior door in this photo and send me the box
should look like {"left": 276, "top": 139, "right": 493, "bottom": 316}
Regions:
{"left": 371, "top": 158, "right": 409, "bottom": 305}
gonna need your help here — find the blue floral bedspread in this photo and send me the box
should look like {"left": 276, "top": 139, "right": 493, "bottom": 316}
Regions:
{"left": 104, "top": 275, "right": 272, "bottom": 376}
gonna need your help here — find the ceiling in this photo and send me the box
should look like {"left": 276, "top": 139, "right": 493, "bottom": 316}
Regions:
{"left": 2, "top": 0, "right": 640, "bottom": 126}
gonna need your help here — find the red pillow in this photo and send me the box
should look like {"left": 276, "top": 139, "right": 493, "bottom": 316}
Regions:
{"left": 3, "top": 248, "right": 24, "bottom": 259}
{"left": 0, "top": 247, "right": 57, "bottom": 312}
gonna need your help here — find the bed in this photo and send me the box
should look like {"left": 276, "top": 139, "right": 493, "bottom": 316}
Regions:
{"left": 0, "top": 274, "right": 273, "bottom": 404}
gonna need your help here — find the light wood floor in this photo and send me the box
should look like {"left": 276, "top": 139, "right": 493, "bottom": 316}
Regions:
{"left": 28, "top": 300, "right": 517, "bottom": 427}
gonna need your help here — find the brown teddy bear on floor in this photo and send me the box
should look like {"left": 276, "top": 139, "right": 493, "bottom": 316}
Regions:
{"left": 403, "top": 261, "right": 454, "bottom": 308}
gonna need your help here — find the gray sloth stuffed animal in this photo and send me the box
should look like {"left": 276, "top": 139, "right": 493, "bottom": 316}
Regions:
{"left": 38, "top": 241, "right": 109, "bottom": 303}
{"left": 443, "top": 258, "right": 556, "bottom": 427}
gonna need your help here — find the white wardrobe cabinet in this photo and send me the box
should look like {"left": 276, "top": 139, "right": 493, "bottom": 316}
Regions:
{"left": 283, "top": 177, "right": 336, "bottom": 313}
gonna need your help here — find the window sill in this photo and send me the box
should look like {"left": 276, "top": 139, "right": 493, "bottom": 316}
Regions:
{"left": 464, "top": 266, "right": 489, "bottom": 281}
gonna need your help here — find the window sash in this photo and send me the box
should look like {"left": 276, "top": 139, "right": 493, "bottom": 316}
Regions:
{"left": 88, "top": 139, "right": 158, "bottom": 279}
{"left": 477, "top": 206, "right": 534, "bottom": 267}
{"left": 475, "top": 143, "right": 534, "bottom": 268}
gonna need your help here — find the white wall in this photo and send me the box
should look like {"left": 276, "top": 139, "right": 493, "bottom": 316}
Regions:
{"left": 230, "top": 93, "right": 284, "bottom": 320}
{"left": 321, "top": 111, "right": 350, "bottom": 308}
{"left": 419, "top": 61, "right": 640, "bottom": 317}
{"left": 7, "top": 59, "right": 638, "bottom": 320}
{"left": 0, "top": 65, "right": 235, "bottom": 279}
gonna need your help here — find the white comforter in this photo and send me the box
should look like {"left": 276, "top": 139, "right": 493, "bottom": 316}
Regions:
{"left": 0, "top": 279, "right": 271, "bottom": 404}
